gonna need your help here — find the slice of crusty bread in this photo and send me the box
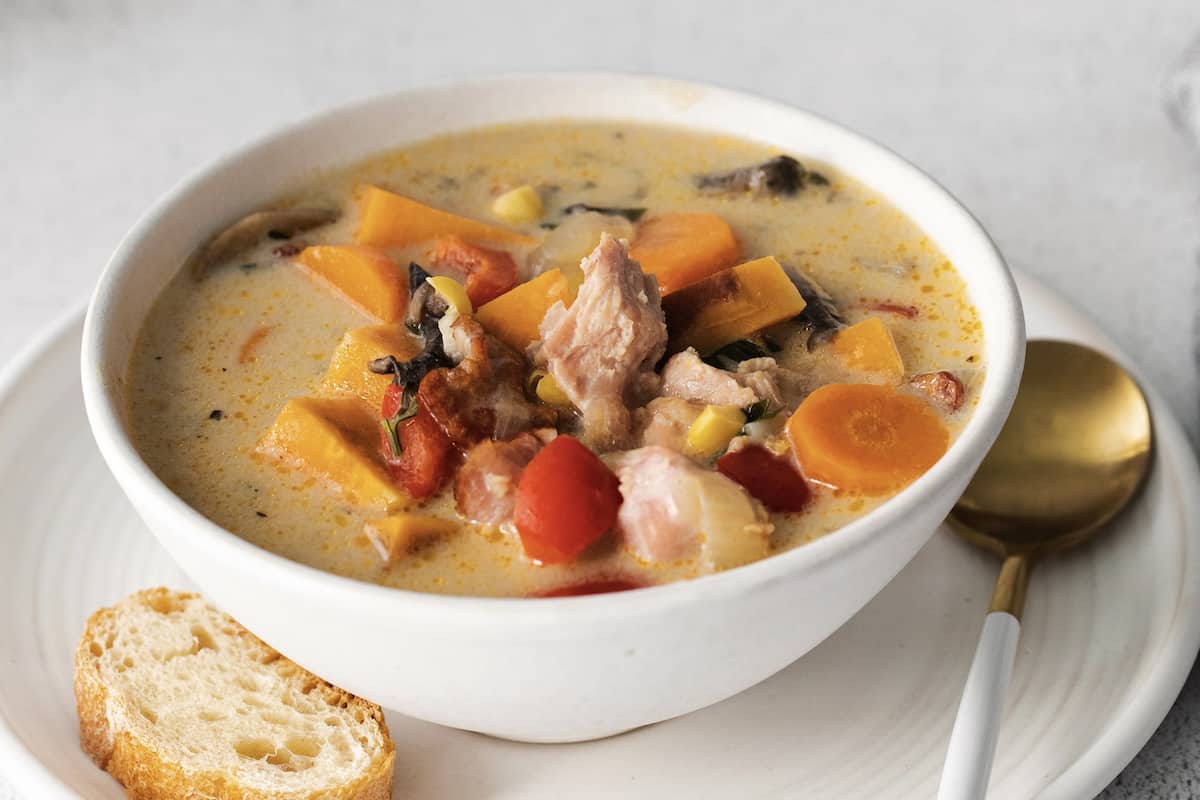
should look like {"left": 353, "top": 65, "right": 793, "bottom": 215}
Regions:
{"left": 74, "top": 588, "right": 394, "bottom": 800}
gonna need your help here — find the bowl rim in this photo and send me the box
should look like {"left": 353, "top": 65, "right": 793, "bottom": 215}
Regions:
{"left": 81, "top": 70, "right": 1025, "bottom": 623}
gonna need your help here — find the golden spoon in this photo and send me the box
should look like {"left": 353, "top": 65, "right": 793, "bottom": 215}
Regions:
{"left": 937, "top": 340, "right": 1153, "bottom": 800}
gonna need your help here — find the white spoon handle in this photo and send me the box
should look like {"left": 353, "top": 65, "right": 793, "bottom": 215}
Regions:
{"left": 937, "top": 611, "right": 1021, "bottom": 800}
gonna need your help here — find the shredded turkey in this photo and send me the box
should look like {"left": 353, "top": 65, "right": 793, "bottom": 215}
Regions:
{"left": 608, "top": 446, "right": 772, "bottom": 570}
{"left": 660, "top": 348, "right": 782, "bottom": 409}
{"left": 534, "top": 234, "right": 667, "bottom": 450}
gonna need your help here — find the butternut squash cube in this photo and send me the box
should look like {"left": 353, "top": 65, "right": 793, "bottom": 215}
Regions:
{"left": 630, "top": 212, "right": 739, "bottom": 294}
{"left": 364, "top": 513, "right": 459, "bottom": 563}
{"left": 475, "top": 268, "right": 574, "bottom": 353}
{"left": 294, "top": 245, "right": 407, "bottom": 323}
{"left": 258, "top": 397, "right": 406, "bottom": 511}
{"left": 354, "top": 185, "right": 536, "bottom": 248}
{"left": 662, "top": 256, "right": 806, "bottom": 355}
{"left": 832, "top": 317, "right": 905, "bottom": 382}
{"left": 320, "top": 325, "right": 421, "bottom": 412}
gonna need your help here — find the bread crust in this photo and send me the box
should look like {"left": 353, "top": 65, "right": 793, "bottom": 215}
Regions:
{"left": 74, "top": 588, "right": 395, "bottom": 800}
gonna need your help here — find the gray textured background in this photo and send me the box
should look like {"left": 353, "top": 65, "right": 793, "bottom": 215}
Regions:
{"left": 2, "top": 1, "right": 1198, "bottom": 797}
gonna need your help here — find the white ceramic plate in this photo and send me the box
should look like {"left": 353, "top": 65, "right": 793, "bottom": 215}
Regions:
{"left": 1, "top": 271, "right": 1197, "bottom": 799}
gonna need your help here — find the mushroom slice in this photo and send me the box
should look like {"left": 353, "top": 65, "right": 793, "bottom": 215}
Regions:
{"left": 188, "top": 206, "right": 339, "bottom": 279}
{"left": 696, "top": 155, "right": 827, "bottom": 197}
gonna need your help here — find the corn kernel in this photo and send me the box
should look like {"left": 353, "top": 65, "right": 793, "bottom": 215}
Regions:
{"left": 427, "top": 276, "right": 472, "bottom": 316}
{"left": 492, "top": 185, "right": 544, "bottom": 225}
{"left": 685, "top": 405, "right": 746, "bottom": 459}
{"left": 532, "top": 371, "right": 573, "bottom": 407}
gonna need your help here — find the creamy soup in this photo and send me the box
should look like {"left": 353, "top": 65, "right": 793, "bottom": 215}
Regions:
{"left": 127, "top": 122, "right": 983, "bottom": 597}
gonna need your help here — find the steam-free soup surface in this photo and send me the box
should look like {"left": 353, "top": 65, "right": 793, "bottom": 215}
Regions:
{"left": 128, "top": 121, "right": 983, "bottom": 597}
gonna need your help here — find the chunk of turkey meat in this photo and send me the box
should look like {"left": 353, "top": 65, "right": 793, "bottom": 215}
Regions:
{"left": 608, "top": 446, "right": 772, "bottom": 570}
{"left": 534, "top": 234, "right": 667, "bottom": 450}
{"left": 660, "top": 348, "right": 783, "bottom": 409}
{"left": 455, "top": 430, "right": 556, "bottom": 528}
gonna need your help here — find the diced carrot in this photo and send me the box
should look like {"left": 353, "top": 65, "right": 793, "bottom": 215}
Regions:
{"left": 662, "top": 256, "right": 807, "bottom": 354}
{"left": 786, "top": 383, "right": 948, "bottom": 494}
{"left": 832, "top": 317, "right": 905, "bottom": 382}
{"left": 629, "top": 212, "right": 739, "bottom": 294}
{"left": 257, "top": 397, "right": 407, "bottom": 510}
{"left": 319, "top": 324, "right": 421, "bottom": 411}
{"left": 429, "top": 235, "right": 520, "bottom": 307}
{"left": 294, "top": 245, "right": 407, "bottom": 323}
{"left": 354, "top": 185, "right": 536, "bottom": 248}
{"left": 475, "top": 268, "right": 574, "bottom": 352}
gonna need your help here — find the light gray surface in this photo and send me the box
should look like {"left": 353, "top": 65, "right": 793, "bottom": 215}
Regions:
{"left": 2, "top": 1, "right": 1198, "bottom": 797}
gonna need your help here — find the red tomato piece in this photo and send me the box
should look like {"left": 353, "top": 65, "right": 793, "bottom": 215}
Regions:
{"left": 513, "top": 435, "right": 623, "bottom": 564}
{"left": 429, "top": 235, "right": 519, "bottom": 307}
{"left": 716, "top": 445, "right": 811, "bottom": 513}
{"left": 381, "top": 410, "right": 459, "bottom": 500}
{"left": 535, "top": 579, "right": 644, "bottom": 597}
{"left": 862, "top": 301, "right": 919, "bottom": 319}
{"left": 380, "top": 382, "right": 404, "bottom": 420}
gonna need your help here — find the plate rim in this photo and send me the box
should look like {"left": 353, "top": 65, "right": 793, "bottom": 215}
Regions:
{"left": 0, "top": 274, "right": 1197, "bottom": 799}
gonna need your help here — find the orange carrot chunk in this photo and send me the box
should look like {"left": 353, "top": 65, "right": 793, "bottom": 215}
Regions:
{"left": 629, "top": 212, "right": 739, "bottom": 294}
{"left": 294, "top": 245, "right": 407, "bottom": 323}
{"left": 429, "top": 235, "right": 520, "bottom": 307}
{"left": 355, "top": 185, "right": 536, "bottom": 249}
{"left": 786, "top": 383, "right": 948, "bottom": 494}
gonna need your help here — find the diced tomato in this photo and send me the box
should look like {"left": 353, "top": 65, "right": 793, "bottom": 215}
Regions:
{"left": 430, "top": 235, "right": 519, "bottom": 307}
{"left": 535, "top": 579, "right": 644, "bottom": 597}
{"left": 513, "top": 435, "right": 623, "bottom": 564}
{"left": 380, "top": 382, "right": 404, "bottom": 420}
{"left": 381, "top": 410, "right": 459, "bottom": 500}
{"left": 716, "top": 445, "right": 811, "bottom": 513}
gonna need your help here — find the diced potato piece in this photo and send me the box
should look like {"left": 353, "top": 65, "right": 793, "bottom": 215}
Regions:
{"left": 630, "top": 212, "right": 739, "bottom": 294}
{"left": 662, "top": 256, "right": 807, "bottom": 355}
{"left": 475, "top": 268, "right": 574, "bottom": 352}
{"left": 364, "top": 513, "right": 459, "bottom": 563}
{"left": 355, "top": 185, "right": 536, "bottom": 248}
{"left": 258, "top": 397, "right": 406, "bottom": 510}
{"left": 685, "top": 405, "right": 746, "bottom": 459}
{"left": 427, "top": 275, "right": 473, "bottom": 316}
{"left": 491, "top": 185, "right": 544, "bottom": 225}
{"left": 832, "top": 317, "right": 905, "bottom": 382}
{"left": 294, "top": 245, "right": 407, "bottom": 323}
{"left": 319, "top": 325, "right": 421, "bottom": 412}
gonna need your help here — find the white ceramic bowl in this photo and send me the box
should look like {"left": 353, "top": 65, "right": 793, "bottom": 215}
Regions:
{"left": 81, "top": 73, "right": 1024, "bottom": 743}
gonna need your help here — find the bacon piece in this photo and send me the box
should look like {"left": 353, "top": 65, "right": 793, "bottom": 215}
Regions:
{"left": 909, "top": 370, "right": 965, "bottom": 412}
{"left": 418, "top": 311, "right": 555, "bottom": 451}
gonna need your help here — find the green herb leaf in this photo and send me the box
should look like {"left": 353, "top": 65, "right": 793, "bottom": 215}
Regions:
{"left": 743, "top": 399, "right": 774, "bottom": 423}
{"left": 380, "top": 417, "right": 402, "bottom": 459}
{"left": 564, "top": 203, "right": 647, "bottom": 222}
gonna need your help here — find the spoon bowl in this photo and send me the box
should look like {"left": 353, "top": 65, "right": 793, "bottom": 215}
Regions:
{"left": 952, "top": 340, "right": 1153, "bottom": 558}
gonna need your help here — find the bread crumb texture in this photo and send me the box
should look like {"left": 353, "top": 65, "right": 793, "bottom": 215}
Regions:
{"left": 74, "top": 588, "right": 394, "bottom": 800}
